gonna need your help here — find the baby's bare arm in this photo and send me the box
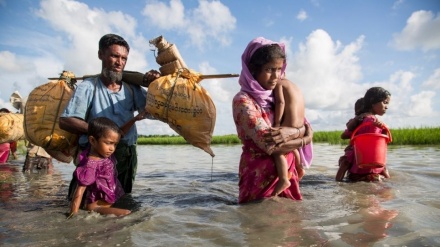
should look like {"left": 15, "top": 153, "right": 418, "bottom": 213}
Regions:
{"left": 273, "top": 84, "right": 285, "bottom": 127}
{"left": 278, "top": 79, "right": 305, "bottom": 128}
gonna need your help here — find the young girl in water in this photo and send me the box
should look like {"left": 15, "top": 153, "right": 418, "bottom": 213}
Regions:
{"left": 272, "top": 79, "right": 306, "bottom": 195}
{"left": 346, "top": 87, "right": 391, "bottom": 182}
{"left": 68, "top": 114, "right": 146, "bottom": 218}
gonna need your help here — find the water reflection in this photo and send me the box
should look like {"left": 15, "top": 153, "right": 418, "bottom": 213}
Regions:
{"left": 338, "top": 185, "right": 399, "bottom": 246}
{"left": 0, "top": 144, "right": 439, "bottom": 246}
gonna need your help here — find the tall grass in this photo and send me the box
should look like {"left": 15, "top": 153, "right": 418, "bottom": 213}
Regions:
{"left": 306, "top": 127, "right": 440, "bottom": 145}
{"left": 138, "top": 127, "right": 440, "bottom": 145}
{"left": 137, "top": 127, "right": 440, "bottom": 145}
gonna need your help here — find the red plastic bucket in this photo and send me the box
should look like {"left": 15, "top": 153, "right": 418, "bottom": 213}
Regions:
{"left": 351, "top": 122, "right": 392, "bottom": 169}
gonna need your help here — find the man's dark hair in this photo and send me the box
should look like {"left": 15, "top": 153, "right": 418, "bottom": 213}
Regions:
{"left": 99, "top": 34, "right": 130, "bottom": 52}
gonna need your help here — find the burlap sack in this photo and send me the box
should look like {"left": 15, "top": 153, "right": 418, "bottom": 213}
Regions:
{"left": 0, "top": 113, "right": 25, "bottom": 143}
{"left": 24, "top": 71, "right": 78, "bottom": 163}
{"left": 146, "top": 69, "right": 216, "bottom": 157}
{"left": 45, "top": 148, "right": 75, "bottom": 163}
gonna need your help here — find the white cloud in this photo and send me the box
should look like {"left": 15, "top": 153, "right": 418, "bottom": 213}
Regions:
{"left": 142, "top": 0, "right": 236, "bottom": 49}
{"left": 392, "top": 0, "right": 404, "bottom": 10}
{"left": 0, "top": 0, "right": 150, "bottom": 111}
{"left": 0, "top": 51, "right": 30, "bottom": 72}
{"left": 286, "top": 29, "right": 365, "bottom": 111}
{"left": 423, "top": 68, "right": 440, "bottom": 89}
{"left": 296, "top": 9, "right": 308, "bottom": 21}
{"left": 142, "top": 0, "right": 186, "bottom": 29}
{"left": 34, "top": 0, "right": 147, "bottom": 74}
{"left": 391, "top": 10, "right": 440, "bottom": 51}
{"left": 198, "top": 62, "right": 234, "bottom": 103}
{"left": 408, "top": 91, "right": 436, "bottom": 116}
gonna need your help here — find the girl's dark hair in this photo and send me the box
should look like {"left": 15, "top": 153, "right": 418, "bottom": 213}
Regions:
{"left": 248, "top": 44, "right": 285, "bottom": 75}
{"left": 99, "top": 33, "right": 130, "bottom": 52}
{"left": 354, "top": 97, "right": 365, "bottom": 116}
{"left": 363, "top": 87, "right": 391, "bottom": 111}
{"left": 88, "top": 117, "right": 122, "bottom": 140}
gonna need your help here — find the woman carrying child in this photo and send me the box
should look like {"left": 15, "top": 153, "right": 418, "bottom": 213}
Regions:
{"left": 232, "top": 37, "right": 313, "bottom": 203}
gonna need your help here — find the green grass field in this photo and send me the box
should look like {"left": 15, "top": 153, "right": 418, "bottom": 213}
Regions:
{"left": 137, "top": 127, "right": 440, "bottom": 146}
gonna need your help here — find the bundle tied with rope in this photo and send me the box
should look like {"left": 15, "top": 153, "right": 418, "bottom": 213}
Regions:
{"left": 0, "top": 112, "right": 25, "bottom": 143}
{"left": 24, "top": 71, "right": 79, "bottom": 163}
{"left": 146, "top": 69, "right": 216, "bottom": 157}
{"left": 145, "top": 36, "right": 238, "bottom": 157}
{"left": 0, "top": 91, "right": 26, "bottom": 144}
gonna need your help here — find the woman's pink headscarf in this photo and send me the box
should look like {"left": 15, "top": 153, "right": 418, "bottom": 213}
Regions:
{"left": 239, "top": 37, "right": 286, "bottom": 108}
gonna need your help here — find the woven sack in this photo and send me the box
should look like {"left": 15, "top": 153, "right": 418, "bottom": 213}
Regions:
{"left": 150, "top": 36, "right": 187, "bottom": 76}
{"left": 159, "top": 60, "right": 185, "bottom": 76}
{"left": 24, "top": 71, "right": 78, "bottom": 163}
{"left": 0, "top": 113, "right": 25, "bottom": 143}
{"left": 155, "top": 44, "right": 186, "bottom": 67}
{"left": 146, "top": 69, "right": 216, "bottom": 157}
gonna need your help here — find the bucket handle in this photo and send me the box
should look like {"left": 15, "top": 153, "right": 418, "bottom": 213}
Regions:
{"left": 350, "top": 121, "right": 392, "bottom": 144}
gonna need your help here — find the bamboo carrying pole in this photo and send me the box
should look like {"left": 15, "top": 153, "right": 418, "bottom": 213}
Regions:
{"left": 48, "top": 71, "right": 239, "bottom": 87}
{"left": 48, "top": 72, "right": 239, "bottom": 81}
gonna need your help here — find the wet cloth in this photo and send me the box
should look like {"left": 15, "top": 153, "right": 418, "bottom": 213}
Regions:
{"left": 348, "top": 115, "right": 385, "bottom": 181}
{"left": 74, "top": 148, "right": 124, "bottom": 204}
{"left": 233, "top": 37, "right": 303, "bottom": 203}
{"left": 233, "top": 91, "right": 302, "bottom": 203}
{"left": 113, "top": 142, "right": 137, "bottom": 194}
{"left": 0, "top": 142, "right": 10, "bottom": 163}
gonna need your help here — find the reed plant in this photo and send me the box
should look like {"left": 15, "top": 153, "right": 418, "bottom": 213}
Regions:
{"left": 137, "top": 127, "right": 440, "bottom": 146}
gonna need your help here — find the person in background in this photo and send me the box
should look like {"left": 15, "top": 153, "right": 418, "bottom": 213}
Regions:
{"left": 23, "top": 142, "right": 53, "bottom": 173}
{"left": 346, "top": 87, "right": 391, "bottom": 182}
{"left": 8, "top": 141, "right": 17, "bottom": 161}
{"left": 0, "top": 108, "right": 16, "bottom": 163}
{"left": 59, "top": 33, "right": 160, "bottom": 198}
{"left": 232, "top": 37, "right": 313, "bottom": 203}
{"left": 68, "top": 117, "right": 141, "bottom": 218}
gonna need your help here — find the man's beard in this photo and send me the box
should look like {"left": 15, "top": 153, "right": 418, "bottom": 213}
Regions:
{"left": 102, "top": 68, "right": 123, "bottom": 82}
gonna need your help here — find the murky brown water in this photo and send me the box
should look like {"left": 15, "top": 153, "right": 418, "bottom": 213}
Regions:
{"left": 1, "top": 144, "right": 439, "bottom": 246}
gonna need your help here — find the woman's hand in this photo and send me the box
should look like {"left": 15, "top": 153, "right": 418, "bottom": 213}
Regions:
{"left": 265, "top": 123, "right": 312, "bottom": 155}
{"left": 264, "top": 126, "right": 303, "bottom": 147}
{"left": 303, "top": 122, "right": 313, "bottom": 144}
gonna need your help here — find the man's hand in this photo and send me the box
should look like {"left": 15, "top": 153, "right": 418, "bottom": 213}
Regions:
{"left": 143, "top": 70, "right": 161, "bottom": 86}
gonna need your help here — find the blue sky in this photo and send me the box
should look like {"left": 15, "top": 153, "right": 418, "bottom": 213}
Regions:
{"left": 0, "top": 0, "right": 439, "bottom": 136}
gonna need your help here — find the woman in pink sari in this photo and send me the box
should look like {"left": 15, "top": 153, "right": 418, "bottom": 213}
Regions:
{"left": 232, "top": 37, "right": 313, "bottom": 204}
